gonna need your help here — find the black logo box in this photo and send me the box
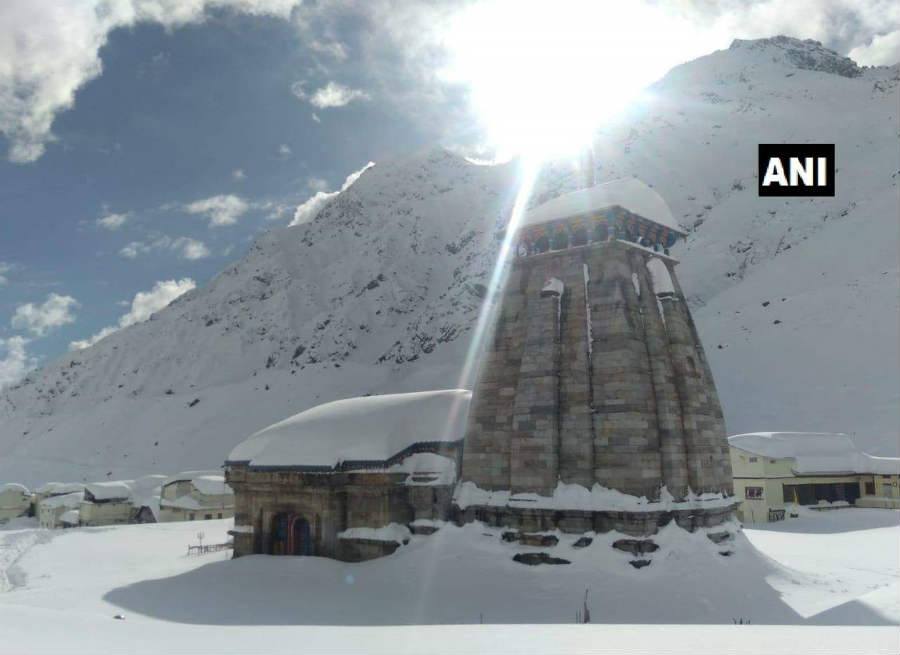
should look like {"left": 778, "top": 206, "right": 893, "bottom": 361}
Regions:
{"left": 758, "top": 144, "right": 835, "bottom": 197}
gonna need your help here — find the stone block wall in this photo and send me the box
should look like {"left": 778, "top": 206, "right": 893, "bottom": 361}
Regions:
{"left": 460, "top": 239, "right": 733, "bottom": 510}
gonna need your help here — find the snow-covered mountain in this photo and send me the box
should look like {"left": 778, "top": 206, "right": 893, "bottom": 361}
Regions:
{"left": 1, "top": 37, "right": 897, "bottom": 486}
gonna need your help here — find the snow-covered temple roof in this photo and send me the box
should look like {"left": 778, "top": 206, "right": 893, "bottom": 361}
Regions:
{"left": 227, "top": 389, "right": 471, "bottom": 470}
{"left": 729, "top": 432, "right": 900, "bottom": 476}
{"left": 522, "top": 178, "right": 684, "bottom": 234}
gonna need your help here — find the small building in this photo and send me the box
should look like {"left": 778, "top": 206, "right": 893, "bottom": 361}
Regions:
{"left": 37, "top": 489, "right": 84, "bottom": 529}
{"left": 78, "top": 481, "right": 134, "bottom": 526}
{"left": 0, "top": 483, "right": 32, "bottom": 522}
{"left": 158, "top": 471, "right": 234, "bottom": 522}
{"left": 130, "top": 474, "right": 168, "bottom": 523}
{"left": 729, "top": 432, "right": 900, "bottom": 522}
{"left": 225, "top": 389, "right": 471, "bottom": 561}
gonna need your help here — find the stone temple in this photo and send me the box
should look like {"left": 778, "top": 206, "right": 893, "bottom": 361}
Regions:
{"left": 225, "top": 178, "right": 737, "bottom": 562}
{"left": 454, "top": 178, "right": 737, "bottom": 535}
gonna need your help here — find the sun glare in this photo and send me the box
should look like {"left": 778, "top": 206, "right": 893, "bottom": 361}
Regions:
{"left": 443, "top": 1, "right": 723, "bottom": 160}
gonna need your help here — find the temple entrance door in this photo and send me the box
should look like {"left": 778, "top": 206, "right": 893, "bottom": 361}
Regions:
{"left": 290, "top": 516, "right": 312, "bottom": 556}
{"left": 270, "top": 513, "right": 313, "bottom": 556}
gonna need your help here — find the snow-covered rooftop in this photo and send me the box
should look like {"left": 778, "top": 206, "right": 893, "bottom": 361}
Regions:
{"left": 162, "top": 470, "right": 226, "bottom": 489}
{"left": 35, "top": 482, "right": 84, "bottom": 496}
{"left": 84, "top": 481, "right": 133, "bottom": 502}
{"left": 0, "top": 483, "right": 29, "bottom": 495}
{"left": 192, "top": 475, "right": 232, "bottom": 497}
{"left": 729, "top": 432, "right": 900, "bottom": 476}
{"left": 228, "top": 389, "right": 471, "bottom": 469}
{"left": 40, "top": 490, "right": 84, "bottom": 509}
{"left": 522, "top": 178, "right": 683, "bottom": 233}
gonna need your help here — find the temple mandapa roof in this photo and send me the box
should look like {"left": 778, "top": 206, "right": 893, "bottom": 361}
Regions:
{"left": 522, "top": 178, "right": 683, "bottom": 233}
{"left": 728, "top": 432, "right": 900, "bottom": 476}
{"left": 227, "top": 389, "right": 471, "bottom": 469}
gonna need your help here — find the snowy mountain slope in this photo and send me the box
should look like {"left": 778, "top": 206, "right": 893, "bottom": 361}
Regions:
{"left": 0, "top": 149, "right": 516, "bottom": 486}
{"left": 1, "top": 37, "right": 897, "bottom": 486}
{"left": 533, "top": 37, "right": 900, "bottom": 453}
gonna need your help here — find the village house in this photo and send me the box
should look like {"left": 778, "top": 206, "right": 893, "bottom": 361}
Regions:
{"left": 0, "top": 483, "right": 31, "bottom": 523}
{"left": 225, "top": 389, "right": 470, "bottom": 561}
{"left": 158, "top": 471, "right": 234, "bottom": 522}
{"left": 78, "top": 481, "right": 135, "bottom": 527}
{"left": 729, "top": 432, "right": 900, "bottom": 522}
{"left": 36, "top": 485, "right": 85, "bottom": 529}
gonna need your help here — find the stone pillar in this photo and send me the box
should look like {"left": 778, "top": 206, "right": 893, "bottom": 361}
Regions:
{"left": 459, "top": 267, "right": 528, "bottom": 490}
{"left": 637, "top": 257, "right": 690, "bottom": 500}
{"left": 588, "top": 244, "right": 663, "bottom": 499}
{"left": 661, "top": 262, "right": 733, "bottom": 495}
{"left": 510, "top": 262, "right": 561, "bottom": 494}
{"left": 556, "top": 253, "right": 595, "bottom": 488}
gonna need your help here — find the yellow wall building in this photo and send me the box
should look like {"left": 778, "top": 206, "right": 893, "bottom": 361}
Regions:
{"left": 729, "top": 432, "right": 900, "bottom": 523}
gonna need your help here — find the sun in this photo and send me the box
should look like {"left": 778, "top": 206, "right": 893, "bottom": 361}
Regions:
{"left": 442, "top": 0, "right": 722, "bottom": 161}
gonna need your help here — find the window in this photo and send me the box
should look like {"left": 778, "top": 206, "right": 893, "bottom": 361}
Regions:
{"left": 217, "top": 513, "right": 223, "bottom": 519}
{"left": 745, "top": 487, "right": 763, "bottom": 499}
{"left": 865, "top": 481, "right": 875, "bottom": 495}
{"left": 749, "top": 457, "right": 758, "bottom": 463}
{"left": 205, "top": 514, "right": 213, "bottom": 520}
{"left": 189, "top": 513, "right": 195, "bottom": 520}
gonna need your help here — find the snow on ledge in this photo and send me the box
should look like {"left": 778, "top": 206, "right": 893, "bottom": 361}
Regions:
{"left": 230, "top": 525, "right": 254, "bottom": 534}
{"left": 338, "top": 523, "right": 411, "bottom": 544}
{"left": 453, "top": 481, "right": 737, "bottom": 512}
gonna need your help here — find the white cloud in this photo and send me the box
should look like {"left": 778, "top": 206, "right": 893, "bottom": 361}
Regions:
{"left": 96, "top": 211, "right": 130, "bottom": 230}
{"left": 278, "top": 144, "right": 292, "bottom": 158}
{"left": 309, "top": 82, "right": 370, "bottom": 109}
{"left": 70, "top": 278, "right": 196, "bottom": 350}
{"left": 290, "top": 161, "right": 374, "bottom": 226}
{"left": 848, "top": 30, "right": 900, "bottom": 65}
{"left": 309, "top": 39, "right": 348, "bottom": 60}
{"left": 232, "top": 168, "right": 246, "bottom": 180}
{"left": 0, "top": 261, "right": 11, "bottom": 286}
{"left": 119, "top": 235, "right": 210, "bottom": 260}
{"left": 11, "top": 293, "right": 79, "bottom": 336}
{"left": 173, "top": 237, "right": 211, "bottom": 260}
{"left": 307, "top": 177, "right": 329, "bottom": 192}
{"left": 0, "top": 336, "right": 33, "bottom": 390}
{"left": 183, "top": 194, "right": 249, "bottom": 227}
{"left": 0, "top": 0, "right": 303, "bottom": 164}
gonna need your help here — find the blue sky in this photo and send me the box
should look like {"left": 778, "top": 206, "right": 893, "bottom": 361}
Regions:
{"left": 1, "top": 0, "right": 898, "bottom": 387}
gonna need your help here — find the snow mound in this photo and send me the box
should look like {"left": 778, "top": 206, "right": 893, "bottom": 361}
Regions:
{"left": 337, "top": 523, "right": 411, "bottom": 544}
{"left": 729, "top": 432, "right": 900, "bottom": 475}
{"left": 523, "top": 178, "right": 683, "bottom": 233}
{"left": 227, "top": 389, "right": 471, "bottom": 469}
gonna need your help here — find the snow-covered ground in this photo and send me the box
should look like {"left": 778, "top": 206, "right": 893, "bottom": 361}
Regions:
{"left": 0, "top": 509, "right": 897, "bottom": 653}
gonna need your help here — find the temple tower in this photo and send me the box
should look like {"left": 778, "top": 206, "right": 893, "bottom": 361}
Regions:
{"left": 456, "top": 178, "right": 735, "bottom": 534}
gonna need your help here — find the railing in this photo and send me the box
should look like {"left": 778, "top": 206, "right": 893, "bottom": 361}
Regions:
{"left": 187, "top": 541, "right": 233, "bottom": 556}
{"left": 767, "top": 509, "right": 786, "bottom": 522}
